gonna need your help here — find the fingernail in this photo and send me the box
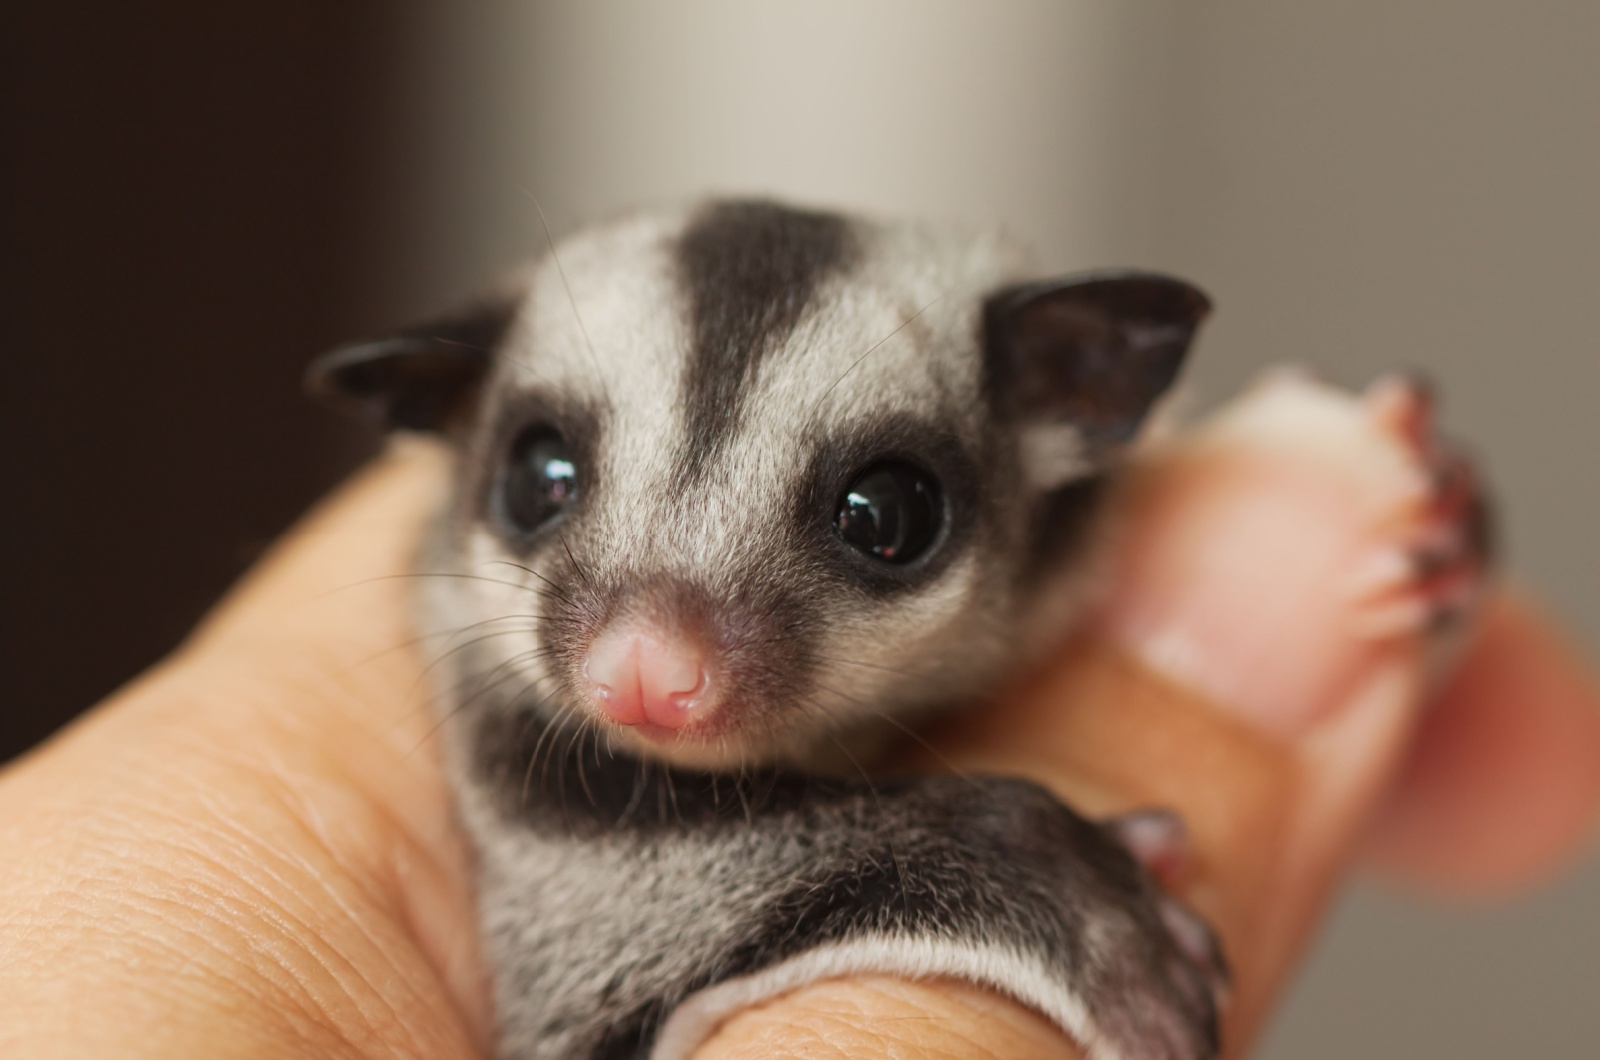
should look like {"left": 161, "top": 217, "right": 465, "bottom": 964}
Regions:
{"left": 1099, "top": 375, "right": 1431, "bottom": 740}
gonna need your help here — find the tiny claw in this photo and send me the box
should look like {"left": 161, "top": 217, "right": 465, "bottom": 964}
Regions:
{"left": 1106, "top": 807, "right": 1192, "bottom": 885}
{"left": 1363, "top": 371, "right": 1437, "bottom": 446}
{"left": 1349, "top": 374, "right": 1494, "bottom": 651}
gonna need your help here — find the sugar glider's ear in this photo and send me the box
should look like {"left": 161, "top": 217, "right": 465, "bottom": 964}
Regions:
{"left": 305, "top": 295, "right": 520, "bottom": 432}
{"left": 984, "top": 271, "right": 1210, "bottom": 478}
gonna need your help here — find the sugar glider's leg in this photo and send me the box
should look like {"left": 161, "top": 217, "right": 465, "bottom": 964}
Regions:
{"left": 468, "top": 715, "right": 1226, "bottom": 1060}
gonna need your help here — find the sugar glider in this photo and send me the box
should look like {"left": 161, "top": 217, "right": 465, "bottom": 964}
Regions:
{"left": 307, "top": 199, "right": 1485, "bottom": 1059}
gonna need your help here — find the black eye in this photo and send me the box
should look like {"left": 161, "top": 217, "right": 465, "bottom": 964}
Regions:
{"left": 501, "top": 427, "right": 578, "bottom": 532}
{"left": 834, "top": 462, "right": 943, "bottom": 564}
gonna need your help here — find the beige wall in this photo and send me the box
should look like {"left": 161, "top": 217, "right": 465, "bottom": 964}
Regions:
{"left": 386, "top": 2, "right": 1600, "bottom": 1054}
{"left": 385, "top": 0, "right": 1191, "bottom": 295}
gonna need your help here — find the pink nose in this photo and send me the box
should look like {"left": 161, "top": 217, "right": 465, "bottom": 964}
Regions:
{"left": 583, "top": 626, "right": 711, "bottom": 732}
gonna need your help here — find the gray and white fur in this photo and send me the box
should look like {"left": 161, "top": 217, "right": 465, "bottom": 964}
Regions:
{"left": 309, "top": 199, "right": 1227, "bottom": 1059}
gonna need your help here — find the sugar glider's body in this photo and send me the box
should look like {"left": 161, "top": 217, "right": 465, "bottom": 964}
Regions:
{"left": 310, "top": 200, "right": 1227, "bottom": 1059}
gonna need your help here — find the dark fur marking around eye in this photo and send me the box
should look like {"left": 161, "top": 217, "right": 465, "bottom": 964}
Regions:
{"left": 472, "top": 389, "right": 605, "bottom": 544}
{"left": 792, "top": 410, "right": 982, "bottom": 597}
{"left": 674, "top": 200, "right": 857, "bottom": 478}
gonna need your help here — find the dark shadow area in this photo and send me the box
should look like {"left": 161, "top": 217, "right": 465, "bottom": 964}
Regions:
{"left": 1, "top": 4, "right": 405, "bottom": 760}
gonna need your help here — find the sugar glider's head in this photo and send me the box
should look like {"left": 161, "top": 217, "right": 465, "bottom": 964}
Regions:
{"left": 310, "top": 200, "right": 1209, "bottom": 770}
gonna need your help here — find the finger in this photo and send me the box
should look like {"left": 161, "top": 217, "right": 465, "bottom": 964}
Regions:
{"left": 0, "top": 442, "right": 484, "bottom": 1058}
{"left": 697, "top": 977, "right": 1079, "bottom": 1060}
{"left": 1364, "top": 591, "right": 1600, "bottom": 893}
{"left": 698, "top": 374, "right": 1497, "bottom": 1058}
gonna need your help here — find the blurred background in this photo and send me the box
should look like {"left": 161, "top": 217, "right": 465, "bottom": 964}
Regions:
{"left": 3, "top": 2, "right": 1596, "bottom": 1054}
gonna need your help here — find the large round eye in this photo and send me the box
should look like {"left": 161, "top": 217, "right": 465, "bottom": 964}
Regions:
{"left": 834, "top": 461, "right": 943, "bottom": 564}
{"left": 501, "top": 427, "right": 578, "bottom": 533}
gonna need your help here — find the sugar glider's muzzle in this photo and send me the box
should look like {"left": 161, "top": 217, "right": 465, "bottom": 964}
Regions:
{"left": 583, "top": 621, "right": 716, "bottom": 738}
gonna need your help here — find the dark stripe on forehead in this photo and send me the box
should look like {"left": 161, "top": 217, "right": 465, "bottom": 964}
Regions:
{"left": 675, "top": 200, "right": 856, "bottom": 476}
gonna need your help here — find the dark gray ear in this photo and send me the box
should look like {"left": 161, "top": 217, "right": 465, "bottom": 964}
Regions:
{"left": 984, "top": 270, "right": 1211, "bottom": 450}
{"left": 304, "top": 295, "right": 519, "bottom": 432}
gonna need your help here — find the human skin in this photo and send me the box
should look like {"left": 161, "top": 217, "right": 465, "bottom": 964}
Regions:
{"left": 1, "top": 384, "right": 1597, "bottom": 1059}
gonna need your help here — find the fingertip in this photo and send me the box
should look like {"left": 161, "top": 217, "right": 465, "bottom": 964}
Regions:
{"left": 1364, "top": 591, "right": 1600, "bottom": 894}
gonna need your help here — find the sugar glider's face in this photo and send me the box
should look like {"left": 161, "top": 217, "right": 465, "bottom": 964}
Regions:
{"left": 310, "top": 200, "right": 1208, "bottom": 770}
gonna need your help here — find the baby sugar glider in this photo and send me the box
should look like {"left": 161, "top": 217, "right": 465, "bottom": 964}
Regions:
{"left": 309, "top": 199, "right": 1229, "bottom": 1060}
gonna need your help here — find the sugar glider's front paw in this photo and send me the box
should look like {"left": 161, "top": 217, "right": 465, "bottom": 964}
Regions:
{"left": 1087, "top": 805, "right": 1229, "bottom": 1060}
{"left": 1105, "top": 807, "right": 1230, "bottom": 998}
{"left": 1349, "top": 373, "right": 1493, "bottom": 650}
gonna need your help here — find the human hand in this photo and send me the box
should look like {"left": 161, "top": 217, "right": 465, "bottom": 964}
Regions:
{"left": 2, "top": 378, "right": 1595, "bottom": 1059}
